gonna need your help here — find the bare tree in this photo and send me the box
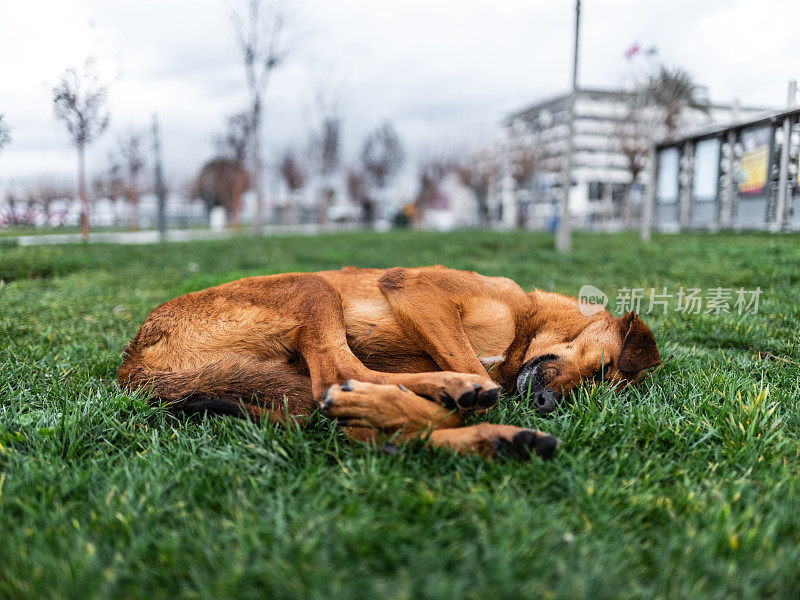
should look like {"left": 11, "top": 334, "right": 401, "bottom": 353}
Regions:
{"left": 456, "top": 160, "right": 499, "bottom": 227}
{"left": 230, "top": 0, "right": 288, "bottom": 236}
{"left": 613, "top": 105, "right": 652, "bottom": 227}
{"left": 346, "top": 167, "right": 373, "bottom": 227}
{"left": 93, "top": 152, "right": 125, "bottom": 228}
{"left": 309, "top": 116, "right": 341, "bottom": 225}
{"left": 359, "top": 121, "right": 405, "bottom": 223}
{"left": 3, "top": 190, "right": 25, "bottom": 227}
{"left": 360, "top": 121, "right": 405, "bottom": 189}
{"left": 509, "top": 149, "right": 538, "bottom": 229}
{"left": 105, "top": 152, "right": 125, "bottom": 201}
{"left": 1, "top": 179, "right": 70, "bottom": 227}
{"left": 52, "top": 58, "right": 110, "bottom": 239}
{"left": 311, "top": 117, "right": 341, "bottom": 179}
{"left": 214, "top": 111, "right": 253, "bottom": 228}
{"left": 30, "top": 178, "right": 73, "bottom": 226}
{"left": 279, "top": 149, "right": 307, "bottom": 193}
{"left": 0, "top": 114, "right": 10, "bottom": 152}
{"left": 194, "top": 158, "right": 250, "bottom": 224}
{"left": 276, "top": 148, "right": 305, "bottom": 225}
{"left": 414, "top": 157, "right": 452, "bottom": 225}
{"left": 116, "top": 131, "right": 146, "bottom": 230}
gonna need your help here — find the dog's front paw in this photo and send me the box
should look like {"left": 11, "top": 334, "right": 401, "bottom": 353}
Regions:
{"left": 320, "top": 380, "right": 364, "bottom": 427}
{"left": 320, "top": 380, "right": 408, "bottom": 430}
{"left": 450, "top": 382, "right": 501, "bottom": 412}
{"left": 320, "top": 380, "right": 462, "bottom": 434}
{"left": 408, "top": 372, "right": 501, "bottom": 413}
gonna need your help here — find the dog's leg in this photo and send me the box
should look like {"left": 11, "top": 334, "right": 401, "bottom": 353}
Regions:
{"left": 378, "top": 268, "right": 494, "bottom": 376}
{"left": 292, "top": 276, "right": 500, "bottom": 411}
{"left": 320, "top": 381, "right": 558, "bottom": 460}
{"left": 320, "top": 380, "right": 463, "bottom": 432}
{"left": 121, "top": 354, "right": 316, "bottom": 424}
{"left": 427, "top": 424, "right": 560, "bottom": 460}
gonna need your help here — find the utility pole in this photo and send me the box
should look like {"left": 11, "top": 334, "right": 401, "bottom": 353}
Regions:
{"left": 557, "top": 0, "right": 581, "bottom": 252}
{"left": 152, "top": 113, "right": 167, "bottom": 242}
{"left": 774, "top": 79, "right": 797, "bottom": 233}
{"left": 640, "top": 145, "right": 656, "bottom": 241}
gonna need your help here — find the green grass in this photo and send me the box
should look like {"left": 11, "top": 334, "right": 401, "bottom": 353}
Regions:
{"left": 1, "top": 230, "right": 799, "bottom": 600}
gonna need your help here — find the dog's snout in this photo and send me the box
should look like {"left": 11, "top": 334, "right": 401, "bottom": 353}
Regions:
{"left": 540, "top": 366, "right": 558, "bottom": 385}
{"left": 532, "top": 389, "right": 558, "bottom": 414}
{"left": 516, "top": 354, "right": 559, "bottom": 397}
{"left": 516, "top": 370, "right": 533, "bottom": 397}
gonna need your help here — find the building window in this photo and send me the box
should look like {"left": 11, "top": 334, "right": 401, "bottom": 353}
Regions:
{"left": 588, "top": 181, "right": 604, "bottom": 201}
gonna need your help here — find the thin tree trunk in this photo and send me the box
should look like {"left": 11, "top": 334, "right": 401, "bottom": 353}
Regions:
{"left": 251, "top": 97, "right": 264, "bottom": 236}
{"left": 318, "top": 177, "right": 332, "bottom": 228}
{"left": 78, "top": 144, "right": 89, "bottom": 241}
{"left": 128, "top": 182, "right": 139, "bottom": 231}
{"left": 477, "top": 191, "right": 490, "bottom": 227}
{"left": 231, "top": 169, "right": 245, "bottom": 230}
{"left": 623, "top": 183, "right": 633, "bottom": 228}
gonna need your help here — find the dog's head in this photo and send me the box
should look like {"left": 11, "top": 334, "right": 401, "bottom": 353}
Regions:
{"left": 516, "top": 293, "right": 659, "bottom": 414}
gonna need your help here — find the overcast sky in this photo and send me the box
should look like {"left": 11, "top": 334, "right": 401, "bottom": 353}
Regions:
{"left": 1, "top": 0, "right": 797, "bottom": 187}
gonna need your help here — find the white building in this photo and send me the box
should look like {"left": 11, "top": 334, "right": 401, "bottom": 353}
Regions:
{"left": 499, "top": 88, "right": 770, "bottom": 230}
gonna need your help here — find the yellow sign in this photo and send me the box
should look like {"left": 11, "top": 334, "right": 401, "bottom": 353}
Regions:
{"left": 738, "top": 126, "right": 770, "bottom": 196}
{"left": 739, "top": 146, "right": 768, "bottom": 194}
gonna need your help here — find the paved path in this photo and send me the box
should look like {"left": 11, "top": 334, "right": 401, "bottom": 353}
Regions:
{"left": 6, "top": 224, "right": 332, "bottom": 246}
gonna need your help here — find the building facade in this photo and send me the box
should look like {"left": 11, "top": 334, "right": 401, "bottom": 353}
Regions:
{"left": 652, "top": 104, "right": 800, "bottom": 232}
{"left": 499, "top": 88, "right": 770, "bottom": 230}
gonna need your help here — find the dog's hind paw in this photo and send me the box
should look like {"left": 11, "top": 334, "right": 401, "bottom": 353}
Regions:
{"left": 493, "top": 429, "right": 561, "bottom": 461}
{"left": 447, "top": 383, "right": 500, "bottom": 412}
{"left": 429, "top": 423, "right": 561, "bottom": 460}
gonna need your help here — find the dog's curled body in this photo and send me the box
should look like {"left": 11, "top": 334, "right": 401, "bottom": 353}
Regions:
{"left": 119, "top": 266, "right": 659, "bottom": 458}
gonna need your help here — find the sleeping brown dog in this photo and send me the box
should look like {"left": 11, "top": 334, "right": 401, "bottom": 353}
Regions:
{"left": 118, "top": 266, "right": 659, "bottom": 460}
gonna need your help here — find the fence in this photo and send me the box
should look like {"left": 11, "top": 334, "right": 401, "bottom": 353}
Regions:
{"left": 642, "top": 90, "right": 800, "bottom": 236}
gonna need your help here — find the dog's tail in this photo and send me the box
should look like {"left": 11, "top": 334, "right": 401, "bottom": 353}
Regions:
{"left": 118, "top": 353, "right": 314, "bottom": 419}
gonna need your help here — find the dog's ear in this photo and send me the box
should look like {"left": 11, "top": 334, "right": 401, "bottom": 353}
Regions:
{"left": 617, "top": 311, "right": 660, "bottom": 374}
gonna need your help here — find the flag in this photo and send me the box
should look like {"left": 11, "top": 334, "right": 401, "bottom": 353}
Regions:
{"left": 624, "top": 43, "right": 640, "bottom": 59}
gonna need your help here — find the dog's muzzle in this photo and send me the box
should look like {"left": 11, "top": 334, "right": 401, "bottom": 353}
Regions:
{"left": 530, "top": 388, "right": 558, "bottom": 414}
{"left": 517, "top": 355, "right": 560, "bottom": 415}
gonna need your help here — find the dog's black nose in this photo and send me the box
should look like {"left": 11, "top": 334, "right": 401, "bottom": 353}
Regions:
{"left": 532, "top": 389, "right": 558, "bottom": 414}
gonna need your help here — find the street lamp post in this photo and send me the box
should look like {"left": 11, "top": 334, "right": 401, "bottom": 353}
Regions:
{"left": 557, "top": 0, "right": 581, "bottom": 252}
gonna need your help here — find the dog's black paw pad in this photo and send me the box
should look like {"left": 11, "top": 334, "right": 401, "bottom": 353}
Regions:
{"left": 491, "top": 436, "right": 520, "bottom": 460}
{"left": 477, "top": 386, "right": 500, "bottom": 408}
{"left": 534, "top": 434, "right": 561, "bottom": 459}
{"left": 511, "top": 430, "right": 561, "bottom": 460}
{"left": 514, "top": 431, "right": 561, "bottom": 460}
{"left": 457, "top": 388, "right": 477, "bottom": 410}
{"left": 438, "top": 394, "right": 458, "bottom": 410}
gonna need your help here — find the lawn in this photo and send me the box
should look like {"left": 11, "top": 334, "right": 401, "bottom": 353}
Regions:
{"left": 1, "top": 230, "right": 799, "bottom": 600}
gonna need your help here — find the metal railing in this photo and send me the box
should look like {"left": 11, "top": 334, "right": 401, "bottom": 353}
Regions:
{"left": 642, "top": 85, "right": 799, "bottom": 237}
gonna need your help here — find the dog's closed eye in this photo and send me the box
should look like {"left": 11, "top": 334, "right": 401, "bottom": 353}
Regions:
{"left": 592, "top": 362, "right": 613, "bottom": 382}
